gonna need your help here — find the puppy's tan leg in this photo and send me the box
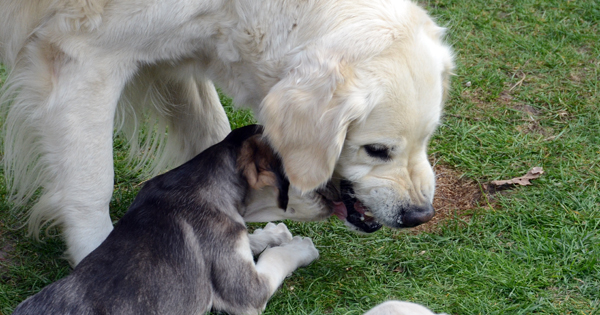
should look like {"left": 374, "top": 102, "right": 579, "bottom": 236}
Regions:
{"left": 248, "top": 222, "right": 293, "bottom": 255}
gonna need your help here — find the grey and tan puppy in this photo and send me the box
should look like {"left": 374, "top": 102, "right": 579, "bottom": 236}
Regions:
{"left": 13, "top": 125, "right": 319, "bottom": 315}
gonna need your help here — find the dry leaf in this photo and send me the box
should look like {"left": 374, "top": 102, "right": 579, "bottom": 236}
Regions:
{"left": 488, "top": 167, "right": 544, "bottom": 189}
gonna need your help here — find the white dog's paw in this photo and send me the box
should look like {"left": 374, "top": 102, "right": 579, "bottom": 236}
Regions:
{"left": 281, "top": 236, "right": 319, "bottom": 267}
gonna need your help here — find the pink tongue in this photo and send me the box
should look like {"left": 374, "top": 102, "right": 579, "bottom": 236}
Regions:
{"left": 333, "top": 201, "right": 347, "bottom": 220}
{"left": 354, "top": 201, "right": 366, "bottom": 215}
{"left": 333, "top": 200, "right": 368, "bottom": 221}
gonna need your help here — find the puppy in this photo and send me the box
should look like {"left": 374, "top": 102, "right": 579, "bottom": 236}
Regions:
{"left": 12, "top": 125, "right": 319, "bottom": 315}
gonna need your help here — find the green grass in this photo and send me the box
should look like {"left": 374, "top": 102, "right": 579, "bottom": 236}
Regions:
{"left": 1, "top": 0, "right": 599, "bottom": 314}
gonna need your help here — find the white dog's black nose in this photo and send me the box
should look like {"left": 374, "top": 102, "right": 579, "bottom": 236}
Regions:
{"left": 401, "top": 203, "right": 435, "bottom": 227}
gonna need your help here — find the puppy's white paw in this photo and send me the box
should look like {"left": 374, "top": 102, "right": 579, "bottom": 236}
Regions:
{"left": 281, "top": 236, "right": 319, "bottom": 267}
{"left": 249, "top": 223, "right": 294, "bottom": 255}
{"left": 252, "top": 222, "right": 293, "bottom": 246}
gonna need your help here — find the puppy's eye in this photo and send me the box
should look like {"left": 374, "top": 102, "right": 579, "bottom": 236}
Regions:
{"left": 364, "top": 144, "right": 391, "bottom": 160}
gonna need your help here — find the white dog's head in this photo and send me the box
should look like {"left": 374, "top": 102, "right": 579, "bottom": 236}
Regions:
{"left": 256, "top": 1, "right": 454, "bottom": 232}
{"left": 211, "top": 0, "right": 453, "bottom": 232}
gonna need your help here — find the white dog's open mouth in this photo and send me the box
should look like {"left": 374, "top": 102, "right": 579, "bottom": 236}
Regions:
{"left": 317, "top": 180, "right": 383, "bottom": 233}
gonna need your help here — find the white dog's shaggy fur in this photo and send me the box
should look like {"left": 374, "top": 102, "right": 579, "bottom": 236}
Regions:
{"left": 0, "top": 0, "right": 453, "bottom": 265}
{"left": 365, "top": 301, "right": 447, "bottom": 315}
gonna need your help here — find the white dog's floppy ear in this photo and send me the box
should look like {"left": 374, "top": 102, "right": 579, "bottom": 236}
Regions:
{"left": 259, "top": 50, "right": 363, "bottom": 193}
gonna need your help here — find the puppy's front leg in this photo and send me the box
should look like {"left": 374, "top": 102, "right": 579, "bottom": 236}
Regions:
{"left": 248, "top": 222, "right": 293, "bottom": 255}
{"left": 210, "top": 235, "right": 317, "bottom": 315}
{"left": 254, "top": 236, "right": 319, "bottom": 296}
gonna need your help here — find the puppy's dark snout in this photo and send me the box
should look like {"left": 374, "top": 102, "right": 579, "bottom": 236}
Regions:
{"left": 402, "top": 203, "right": 435, "bottom": 227}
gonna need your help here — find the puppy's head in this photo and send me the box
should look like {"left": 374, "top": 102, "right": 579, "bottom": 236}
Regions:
{"left": 236, "top": 126, "right": 289, "bottom": 210}
{"left": 234, "top": 125, "right": 334, "bottom": 223}
{"left": 259, "top": 2, "right": 453, "bottom": 232}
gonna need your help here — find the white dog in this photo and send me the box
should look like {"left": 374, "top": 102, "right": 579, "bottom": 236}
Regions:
{"left": 366, "top": 301, "right": 447, "bottom": 315}
{"left": 0, "top": 0, "right": 453, "bottom": 265}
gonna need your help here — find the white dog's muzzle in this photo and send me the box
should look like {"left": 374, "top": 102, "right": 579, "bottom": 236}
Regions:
{"left": 328, "top": 180, "right": 435, "bottom": 232}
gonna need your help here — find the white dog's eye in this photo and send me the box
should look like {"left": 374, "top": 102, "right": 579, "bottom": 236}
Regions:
{"left": 364, "top": 144, "right": 391, "bottom": 161}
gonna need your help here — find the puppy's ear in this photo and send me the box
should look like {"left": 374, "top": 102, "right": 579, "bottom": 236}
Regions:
{"left": 238, "top": 135, "right": 290, "bottom": 210}
{"left": 259, "top": 51, "right": 365, "bottom": 193}
{"left": 272, "top": 163, "right": 290, "bottom": 210}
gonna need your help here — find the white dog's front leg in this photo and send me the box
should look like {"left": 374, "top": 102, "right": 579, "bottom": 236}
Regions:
{"left": 254, "top": 236, "right": 319, "bottom": 295}
{"left": 45, "top": 56, "right": 136, "bottom": 265}
{"left": 248, "top": 222, "right": 293, "bottom": 255}
{"left": 10, "top": 41, "right": 138, "bottom": 265}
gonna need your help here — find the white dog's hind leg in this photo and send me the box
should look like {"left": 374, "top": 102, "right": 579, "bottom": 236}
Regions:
{"left": 162, "top": 71, "right": 232, "bottom": 166}
{"left": 248, "top": 222, "right": 293, "bottom": 255}
{"left": 118, "top": 63, "right": 231, "bottom": 174}
{"left": 254, "top": 236, "right": 319, "bottom": 296}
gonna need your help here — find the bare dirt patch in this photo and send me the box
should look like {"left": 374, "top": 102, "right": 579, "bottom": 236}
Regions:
{"left": 512, "top": 103, "right": 555, "bottom": 138}
{"left": 513, "top": 104, "right": 542, "bottom": 116}
{"left": 410, "top": 164, "right": 486, "bottom": 234}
